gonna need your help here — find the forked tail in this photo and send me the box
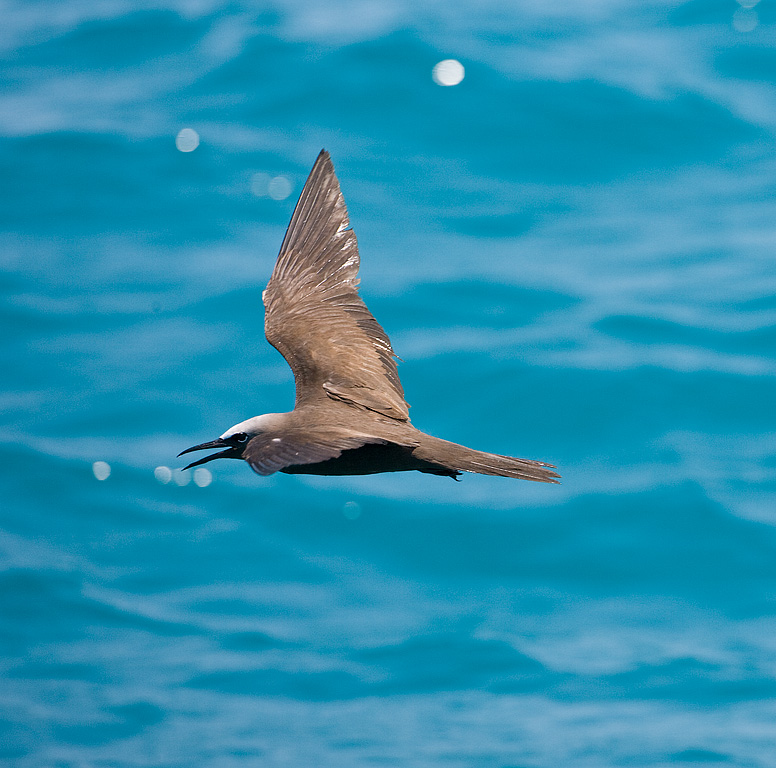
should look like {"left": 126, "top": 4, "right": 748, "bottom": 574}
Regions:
{"left": 412, "top": 434, "right": 561, "bottom": 483}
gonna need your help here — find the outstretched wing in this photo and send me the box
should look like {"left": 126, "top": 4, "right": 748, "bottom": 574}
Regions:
{"left": 263, "top": 150, "right": 409, "bottom": 421}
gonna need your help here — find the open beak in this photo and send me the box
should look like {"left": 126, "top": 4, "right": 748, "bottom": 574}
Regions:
{"left": 178, "top": 438, "right": 237, "bottom": 470}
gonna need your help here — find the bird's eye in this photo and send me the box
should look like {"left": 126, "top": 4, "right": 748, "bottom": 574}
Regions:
{"left": 233, "top": 432, "right": 249, "bottom": 443}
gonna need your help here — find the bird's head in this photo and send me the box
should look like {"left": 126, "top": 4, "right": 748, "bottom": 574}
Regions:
{"left": 178, "top": 413, "right": 282, "bottom": 470}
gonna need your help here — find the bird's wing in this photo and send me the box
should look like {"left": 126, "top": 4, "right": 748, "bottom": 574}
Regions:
{"left": 243, "top": 428, "right": 386, "bottom": 476}
{"left": 263, "top": 150, "right": 410, "bottom": 421}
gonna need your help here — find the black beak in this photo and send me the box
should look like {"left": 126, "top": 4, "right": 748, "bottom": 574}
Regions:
{"left": 178, "top": 438, "right": 238, "bottom": 470}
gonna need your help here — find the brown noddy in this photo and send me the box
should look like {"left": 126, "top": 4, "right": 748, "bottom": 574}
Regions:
{"left": 179, "top": 150, "right": 560, "bottom": 484}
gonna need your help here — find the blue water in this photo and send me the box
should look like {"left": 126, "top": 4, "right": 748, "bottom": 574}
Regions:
{"left": 3, "top": 1, "right": 776, "bottom": 765}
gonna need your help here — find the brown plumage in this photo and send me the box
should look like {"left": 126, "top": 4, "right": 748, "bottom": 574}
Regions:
{"left": 179, "top": 150, "right": 560, "bottom": 484}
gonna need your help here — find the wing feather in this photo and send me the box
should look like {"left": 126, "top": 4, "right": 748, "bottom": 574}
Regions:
{"left": 263, "top": 150, "right": 409, "bottom": 421}
{"left": 243, "top": 429, "right": 386, "bottom": 476}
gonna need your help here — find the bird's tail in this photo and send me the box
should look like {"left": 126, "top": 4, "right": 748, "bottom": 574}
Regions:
{"left": 412, "top": 434, "right": 560, "bottom": 483}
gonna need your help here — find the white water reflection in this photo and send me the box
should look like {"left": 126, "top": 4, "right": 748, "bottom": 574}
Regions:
{"left": 92, "top": 461, "right": 111, "bottom": 481}
{"left": 175, "top": 128, "right": 200, "bottom": 152}
{"left": 432, "top": 59, "right": 465, "bottom": 86}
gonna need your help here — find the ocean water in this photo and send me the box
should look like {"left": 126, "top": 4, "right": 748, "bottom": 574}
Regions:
{"left": 3, "top": 1, "right": 776, "bottom": 765}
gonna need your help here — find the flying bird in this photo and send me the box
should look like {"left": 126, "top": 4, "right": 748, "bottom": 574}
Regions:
{"left": 179, "top": 151, "right": 560, "bottom": 484}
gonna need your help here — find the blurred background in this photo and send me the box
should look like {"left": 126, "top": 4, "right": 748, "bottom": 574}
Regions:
{"left": 2, "top": 0, "right": 776, "bottom": 765}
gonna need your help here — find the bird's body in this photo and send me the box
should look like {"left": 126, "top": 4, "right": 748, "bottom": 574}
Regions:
{"left": 180, "top": 151, "right": 560, "bottom": 484}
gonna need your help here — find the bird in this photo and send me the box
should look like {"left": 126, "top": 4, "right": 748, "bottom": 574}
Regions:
{"left": 179, "top": 150, "right": 560, "bottom": 484}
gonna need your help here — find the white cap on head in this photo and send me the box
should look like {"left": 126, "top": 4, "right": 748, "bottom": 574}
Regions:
{"left": 219, "top": 413, "right": 284, "bottom": 440}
